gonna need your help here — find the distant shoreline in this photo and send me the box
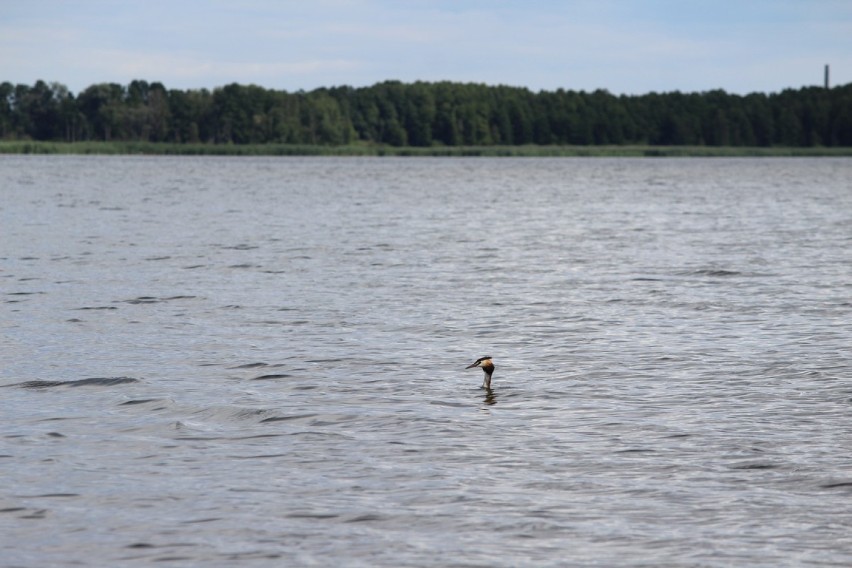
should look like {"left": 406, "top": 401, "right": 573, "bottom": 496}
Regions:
{"left": 2, "top": 141, "right": 851, "bottom": 157}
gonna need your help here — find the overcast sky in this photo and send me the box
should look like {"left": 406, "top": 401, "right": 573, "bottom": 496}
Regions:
{"left": 2, "top": 0, "right": 851, "bottom": 96}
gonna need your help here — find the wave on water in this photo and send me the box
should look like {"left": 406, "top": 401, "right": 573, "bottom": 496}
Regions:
{"left": 120, "top": 295, "right": 197, "bottom": 305}
{"left": 4, "top": 377, "right": 140, "bottom": 389}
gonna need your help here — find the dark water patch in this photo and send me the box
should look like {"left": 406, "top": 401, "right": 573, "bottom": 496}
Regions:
{"left": 730, "top": 461, "right": 781, "bottom": 470}
{"left": 345, "top": 513, "right": 387, "bottom": 523}
{"left": 429, "top": 400, "right": 471, "bottom": 408}
{"left": 189, "top": 406, "right": 296, "bottom": 426}
{"left": 6, "top": 291, "right": 45, "bottom": 296}
{"left": 228, "top": 263, "right": 256, "bottom": 269}
{"left": 229, "top": 453, "right": 289, "bottom": 460}
{"left": 286, "top": 512, "right": 339, "bottom": 520}
{"left": 121, "top": 295, "right": 197, "bottom": 305}
{"left": 680, "top": 269, "right": 744, "bottom": 278}
{"left": 261, "top": 413, "right": 318, "bottom": 423}
{"left": 128, "top": 542, "right": 197, "bottom": 550}
{"left": 6, "top": 377, "right": 140, "bottom": 389}
{"left": 123, "top": 296, "right": 159, "bottom": 304}
{"left": 225, "top": 553, "right": 285, "bottom": 561}
{"left": 119, "top": 398, "right": 162, "bottom": 406}
{"left": 20, "top": 509, "right": 48, "bottom": 519}
{"left": 222, "top": 244, "right": 259, "bottom": 250}
{"left": 309, "top": 414, "right": 361, "bottom": 427}
{"left": 74, "top": 306, "right": 118, "bottom": 310}
{"left": 251, "top": 373, "right": 293, "bottom": 381}
{"left": 820, "top": 480, "right": 852, "bottom": 489}
{"left": 46, "top": 432, "right": 65, "bottom": 438}
{"left": 289, "top": 431, "right": 354, "bottom": 441}
{"left": 231, "top": 362, "right": 269, "bottom": 369}
{"left": 182, "top": 517, "right": 222, "bottom": 524}
{"left": 0, "top": 507, "right": 28, "bottom": 513}
{"left": 19, "top": 493, "right": 80, "bottom": 498}
{"left": 144, "top": 256, "right": 172, "bottom": 261}
{"left": 233, "top": 434, "right": 284, "bottom": 440}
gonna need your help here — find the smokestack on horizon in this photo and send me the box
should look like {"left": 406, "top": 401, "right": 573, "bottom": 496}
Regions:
{"left": 825, "top": 64, "right": 830, "bottom": 89}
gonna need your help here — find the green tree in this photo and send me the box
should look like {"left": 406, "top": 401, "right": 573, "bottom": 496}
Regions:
{"left": 302, "top": 90, "right": 354, "bottom": 145}
{"left": 744, "top": 93, "right": 773, "bottom": 146}
{"left": 4, "top": 78, "right": 852, "bottom": 148}
{"left": 0, "top": 82, "right": 13, "bottom": 138}
{"left": 77, "top": 83, "right": 126, "bottom": 141}
{"left": 12, "top": 80, "right": 67, "bottom": 140}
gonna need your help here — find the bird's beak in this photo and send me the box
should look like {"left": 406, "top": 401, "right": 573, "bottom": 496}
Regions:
{"left": 465, "top": 361, "right": 480, "bottom": 369}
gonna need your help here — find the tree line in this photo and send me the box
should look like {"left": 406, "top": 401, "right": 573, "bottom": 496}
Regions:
{"left": 2, "top": 79, "right": 851, "bottom": 147}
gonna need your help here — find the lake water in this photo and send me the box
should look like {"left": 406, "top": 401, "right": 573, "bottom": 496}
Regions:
{"left": 2, "top": 156, "right": 852, "bottom": 566}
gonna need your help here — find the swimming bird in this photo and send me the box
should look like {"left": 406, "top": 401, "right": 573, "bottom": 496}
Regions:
{"left": 466, "top": 356, "right": 495, "bottom": 389}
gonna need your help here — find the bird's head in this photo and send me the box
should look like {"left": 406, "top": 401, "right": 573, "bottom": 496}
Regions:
{"left": 465, "top": 356, "right": 494, "bottom": 373}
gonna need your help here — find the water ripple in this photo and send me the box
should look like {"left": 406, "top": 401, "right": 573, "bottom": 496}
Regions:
{"left": 2, "top": 156, "right": 851, "bottom": 567}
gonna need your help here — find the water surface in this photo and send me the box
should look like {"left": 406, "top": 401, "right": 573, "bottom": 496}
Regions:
{"left": 2, "top": 156, "right": 852, "bottom": 566}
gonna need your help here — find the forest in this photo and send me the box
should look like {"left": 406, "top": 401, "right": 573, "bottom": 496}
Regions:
{"left": 2, "top": 79, "right": 851, "bottom": 148}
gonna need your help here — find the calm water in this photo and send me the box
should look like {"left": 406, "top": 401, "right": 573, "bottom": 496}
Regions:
{"left": 2, "top": 156, "right": 852, "bottom": 567}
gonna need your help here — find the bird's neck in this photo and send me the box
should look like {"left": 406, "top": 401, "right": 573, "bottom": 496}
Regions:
{"left": 482, "top": 369, "right": 493, "bottom": 389}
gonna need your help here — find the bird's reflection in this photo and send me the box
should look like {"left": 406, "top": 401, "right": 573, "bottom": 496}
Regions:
{"left": 482, "top": 387, "right": 497, "bottom": 406}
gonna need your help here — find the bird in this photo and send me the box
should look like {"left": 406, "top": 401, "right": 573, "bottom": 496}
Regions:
{"left": 466, "top": 356, "right": 495, "bottom": 389}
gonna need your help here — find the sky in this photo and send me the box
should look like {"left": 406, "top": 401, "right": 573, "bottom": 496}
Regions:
{"left": 2, "top": 0, "right": 851, "bottom": 96}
